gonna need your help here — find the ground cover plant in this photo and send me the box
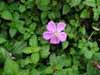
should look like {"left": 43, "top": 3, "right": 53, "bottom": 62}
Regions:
{"left": 0, "top": 0, "right": 100, "bottom": 75}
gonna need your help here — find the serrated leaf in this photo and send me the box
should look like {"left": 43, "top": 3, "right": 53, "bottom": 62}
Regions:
{"left": 43, "top": 67, "right": 53, "bottom": 74}
{"left": 29, "top": 23, "right": 37, "bottom": 32}
{"left": 66, "top": 68, "right": 73, "bottom": 75}
{"left": 1, "top": 10, "right": 12, "bottom": 20}
{"left": 30, "top": 53, "right": 40, "bottom": 64}
{"left": 36, "top": 0, "right": 50, "bottom": 11}
{"left": 13, "top": 41, "right": 27, "bottom": 54}
{"left": 3, "top": 58, "right": 19, "bottom": 75}
{"left": 48, "top": 12, "right": 56, "bottom": 19}
{"left": 70, "top": 0, "right": 81, "bottom": 7}
{"left": 54, "top": 70, "right": 66, "bottom": 75}
{"left": 19, "top": 70, "right": 29, "bottom": 75}
{"left": 84, "top": 50, "right": 93, "bottom": 59}
{"left": 29, "top": 35, "right": 38, "bottom": 47}
{"left": 30, "top": 68, "right": 40, "bottom": 75}
{"left": 20, "top": 57, "right": 33, "bottom": 67}
{"left": 84, "top": 0, "right": 96, "bottom": 7}
{"left": 23, "top": 47, "right": 40, "bottom": 54}
{"left": 93, "top": 53, "right": 100, "bottom": 60}
{"left": 40, "top": 45, "right": 50, "bottom": 58}
{"left": 0, "top": 37, "right": 6, "bottom": 44}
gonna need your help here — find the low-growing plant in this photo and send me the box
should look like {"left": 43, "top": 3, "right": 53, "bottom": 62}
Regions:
{"left": 0, "top": 0, "right": 100, "bottom": 75}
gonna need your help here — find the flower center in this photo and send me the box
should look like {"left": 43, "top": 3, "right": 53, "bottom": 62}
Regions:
{"left": 54, "top": 32, "right": 59, "bottom": 36}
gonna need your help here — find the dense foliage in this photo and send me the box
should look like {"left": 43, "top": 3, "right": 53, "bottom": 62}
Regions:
{"left": 0, "top": 0, "right": 100, "bottom": 75}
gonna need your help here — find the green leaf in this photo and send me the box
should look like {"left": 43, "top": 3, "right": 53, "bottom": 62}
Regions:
{"left": 93, "top": 7, "right": 100, "bottom": 21}
{"left": 30, "top": 53, "right": 40, "bottom": 64}
{"left": 66, "top": 68, "right": 73, "bottom": 75}
{"left": 18, "top": 4, "right": 26, "bottom": 13}
{"left": 1, "top": 10, "right": 12, "bottom": 20}
{"left": 93, "top": 53, "right": 100, "bottom": 60}
{"left": 84, "top": 0, "right": 96, "bottom": 7}
{"left": 3, "top": 58, "right": 19, "bottom": 75}
{"left": 96, "top": 0, "right": 100, "bottom": 6}
{"left": 80, "top": 9, "right": 89, "bottom": 18}
{"left": 70, "top": 0, "right": 81, "bottom": 7}
{"left": 9, "top": 28, "right": 17, "bottom": 38}
{"left": 0, "top": 2, "right": 6, "bottom": 11}
{"left": 50, "top": 54, "right": 66, "bottom": 69}
{"left": 54, "top": 70, "right": 67, "bottom": 75}
{"left": 65, "top": 56, "right": 72, "bottom": 67}
{"left": 40, "top": 12, "right": 48, "bottom": 24}
{"left": 56, "top": 55, "right": 66, "bottom": 69}
{"left": 43, "top": 67, "right": 53, "bottom": 74}
{"left": 71, "top": 65, "right": 79, "bottom": 75}
{"left": 19, "top": 70, "right": 29, "bottom": 75}
{"left": 20, "top": 57, "right": 32, "bottom": 67}
{"left": 48, "top": 12, "right": 56, "bottom": 19}
{"left": 62, "top": 41, "right": 68, "bottom": 49}
{"left": 84, "top": 50, "right": 93, "bottom": 59}
{"left": 13, "top": 41, "right": 27, "bottom": 54}
{"left": 0, "top": 37, "right": 6, "bottom": 44}
{"left": 79, "top": 27, "right": 86, "bottom": 35}
{"left": 0, "top": 68, "right": 3, "bottom": 75}
{"left": 89, "top": 42, "right": 99, "bottom": 52}
{"left": 49, "top": 54, "right": 57, "bottom": 66}
{"left": 0, "top": 47, "right": 8, "bottom": 62}
{"left": 87, "top": 62, "right": 100, "bottom": 75}
{"left": 30, "top": 68, "right": 40, "bottom": 75}
{"left": 23, "top": 47, "right": 40, "bottom": 54}
{"left": 62, "top": 4, "right": 70, "bottom": 15}
{"left": 24, "top": 32, "right": 32, "bottom": 40}
{"left": 40, "top": 45, "right": 50, "bottom": 58}
{"left": 36, "top": 0, "right": 50, "bottom": 11}
{"left": 29, "top": 35, "right": 38, "bottom": 47}
{"left": 29, "top": 23, "right": 37, "bottom": 32}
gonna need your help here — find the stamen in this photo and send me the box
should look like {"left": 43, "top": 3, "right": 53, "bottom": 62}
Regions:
{"left": 54, "top": 32, "right": 59, "bottom": 36}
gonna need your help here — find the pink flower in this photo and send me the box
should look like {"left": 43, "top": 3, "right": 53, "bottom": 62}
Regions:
{"left": 96, "top": 64, "right": 100, "bottom": 69}
{"left": 43, "top": 21, "right": 67, "bottom": 44}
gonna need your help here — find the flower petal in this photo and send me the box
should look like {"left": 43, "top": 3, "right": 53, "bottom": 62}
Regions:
{"left": 47, "top": 21, "right": 56, "bottom": 32}
{"left": 50, "top": 36, "right": 60, "bottom": 44}
{"left": 43, "top": 31, "right": 53, "bottom": 40}
{"left": 57, "top": 22, "right": 66, "bottom": 32}
{"left": 97, "top": 64, "right": 100, "bottom": 69}
{"left": 58, "top": 32, "right": 67, "bottom": 42}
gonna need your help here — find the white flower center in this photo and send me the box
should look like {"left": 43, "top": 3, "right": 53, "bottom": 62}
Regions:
{"left": 54, "top": 32, "right": 59, "bottom": 36}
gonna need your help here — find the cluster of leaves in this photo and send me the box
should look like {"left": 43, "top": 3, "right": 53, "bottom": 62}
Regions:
{"left": 0, "top": 0, "right": 100, "bottom": 75}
